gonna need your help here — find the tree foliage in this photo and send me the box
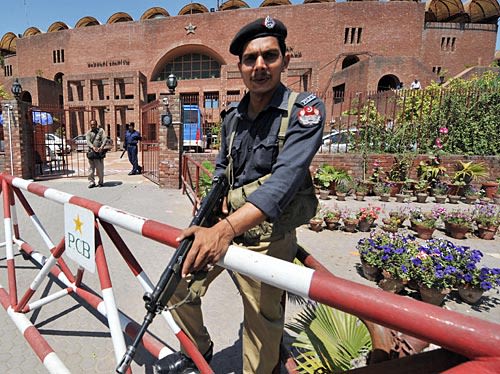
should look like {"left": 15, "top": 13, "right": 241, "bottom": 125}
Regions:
{"left": 341, "top": 71, "right": 500, "bottom": 155}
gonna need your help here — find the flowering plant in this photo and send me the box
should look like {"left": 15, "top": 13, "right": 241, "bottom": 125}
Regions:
{"left": 373, "top": 182, "right": 390, "bottom": 196}
{"left": 442, "top": 209, "right": 474, "bottom": 230}
{"left": 432, "top": 181, "right": 449, "bottom": 196}
{"left": 320, "top": 204, "right": 341, "bottom": 222}
{"left": 458, "top": 267, "right": 500, "bottom": 291}
{"left": 463, "top": 184, "right": 480, "bottom": 197}
{"left": 410, "top": 239, "right": 461, "bottom": 289}
{"left": 357, "top": 206, "right": 381, "bottom": 223}
{"left": 357, "top": 231, "right": 417, "bottom": 281}
{"left": 472, "top": 204, "right": 499, "bottom": 227}
{"left": 341, "top": 209, "right": 358, "bottom": 222}
{"left": 355, "top": 180, "right": 369, "bottom": 194}
{"left": 388, "top": 207, "right": 408, "bottom": 224}
{"left": 409, "top": 207, "right": 443, "bottom": 229}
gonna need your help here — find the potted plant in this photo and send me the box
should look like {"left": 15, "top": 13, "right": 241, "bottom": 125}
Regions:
{"left": 442, "top": 208, "right": 474, "bottom": 239}
{"left": 472, "top": 204, "right": 499, "bottom": 240}
{"left": 335, "top": 179, "right": 353, "bottom": 201}
{"left": 322, "top": 207, "right": 342, "bottom": 230}
{"left": 408, "top": 207, "right": 440, "bottom": 240}
{"left": 414, "top": 179, "right": 429, "bottom": 203}
{"left": 481, "top": 180, "right": 499, "bottom": 200}
{"left": 315, "top": 165, "right": 334, "bottom": 200}
{"left": 409, "top": 239, "right": 458, "bottom": 305}
{"left": 495, "top": 181, "right": 500, "bottom": 205}
{"left": 457, "top": 266, "right": 500, "bottom": 304}
{"left": 385, "top": 154, "right": 411, "bottom": 196}
{"left": 453, "top": 246, "right": 500, "bottom": 304}
{"left": 356, "top": 205, "right": 381, "bottom": 232}
{"left": 374, "top": 182, "right": 391, "bottom": 202}
{"left": 309, "top": 215, "right": 324, "bottom": 232}
{"left": 451, "top": 161, "right": 488, "bottom": 191}
{"left": 354, "top": 180, "right": 369, "bottom": 201}
{"left": 417, "top": 155, "right": 447, "bottom": 190}
{"left": 432, "top": 181, "right": 449, "bottom": 204}
{"left": 388, "top": 207, "right": 408, "bottom": 227}
{"left": 381, "top": 215, "right": 401, "bottom": 233}
{"left": 463, "top": 184, "right": 480, "bottom": 204}
{"left": 315, "top": 164, "right": 351, "bottom": 198}
{"left": 342, "top": 209, "right": 359, "bottom": 233}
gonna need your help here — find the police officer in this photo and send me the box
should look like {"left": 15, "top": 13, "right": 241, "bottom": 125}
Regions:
{"left": 154, "top": 16, "right": 325, "bottom": 373}
{"left": 124, "top": 123, "right": 142, "bottom": 175}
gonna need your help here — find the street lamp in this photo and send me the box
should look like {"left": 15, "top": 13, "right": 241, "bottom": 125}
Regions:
{"left": 166, "top": 73, "right": 177, "bottom": 94}
{"left": 161, "top": 74, "right": 178, "bottom": 127}
{"left": 11, "top": 78, "right": 22, "bottom": 100}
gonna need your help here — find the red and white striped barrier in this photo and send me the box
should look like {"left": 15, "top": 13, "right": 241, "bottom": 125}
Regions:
{"left": 1, "top": 174, "right": 500, "bottom": 373}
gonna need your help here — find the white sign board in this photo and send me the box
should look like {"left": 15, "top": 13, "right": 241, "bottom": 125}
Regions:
{"left": 64, "top": 203, "right": 96, "bottom": 273}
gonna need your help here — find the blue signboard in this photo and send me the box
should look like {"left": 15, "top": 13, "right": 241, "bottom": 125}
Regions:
{"left": 32, "top": 111, "right": 53, "bottom": 125}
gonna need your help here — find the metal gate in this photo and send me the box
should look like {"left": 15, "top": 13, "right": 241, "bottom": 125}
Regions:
{"left": 141, "top": 100, "right": 162, "bottom": 185}
{"left": 30, "top": 105, "right": 91, "bottom": 180}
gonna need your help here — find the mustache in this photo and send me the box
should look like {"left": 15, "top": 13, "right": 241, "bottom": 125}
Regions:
{"left": 251, "top": 72, "right": 271, "bottom": 80}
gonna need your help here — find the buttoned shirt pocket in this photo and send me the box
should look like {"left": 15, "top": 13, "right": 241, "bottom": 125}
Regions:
{"left": 252, "top": 136, "right": 278, "bottom": 173}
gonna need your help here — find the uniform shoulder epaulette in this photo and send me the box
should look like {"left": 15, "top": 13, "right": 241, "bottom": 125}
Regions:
{"left": 299, "top": 94, "right": 317, "bottom": 106}
{"left": 221, "top": 103, "right": 238, "bottom": 120}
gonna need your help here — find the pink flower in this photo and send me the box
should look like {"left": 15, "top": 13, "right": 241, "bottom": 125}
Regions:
{"left": 435, "top": 138, "right": 443, "bottom": 149}
{"left": 439, "top": 127, "right": 448, "bottom": 134}
{"left": 373, "top": 160, "right": 380, "bottom": 168}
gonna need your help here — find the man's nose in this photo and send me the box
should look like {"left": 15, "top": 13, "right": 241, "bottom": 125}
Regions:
{"left": 255, "top": 55, "right": 266, "bottom": 69}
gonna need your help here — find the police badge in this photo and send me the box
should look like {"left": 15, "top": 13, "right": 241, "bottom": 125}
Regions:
{"left": 264, "top": 16, "right": 276, "bottom": 29}
{"left": 298, "top": 106, "right": 321, "bottom": 126}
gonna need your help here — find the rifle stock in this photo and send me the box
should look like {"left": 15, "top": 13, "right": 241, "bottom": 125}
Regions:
{"left": 116, "top": 175, "right": 228, "bottom": 374}
{"left": 119, "top": 149, "right": 126, "bottom": 159}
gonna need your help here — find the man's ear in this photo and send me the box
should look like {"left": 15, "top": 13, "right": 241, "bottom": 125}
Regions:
{"left": 282, "top": 54, "right": 290, "bottom": 71}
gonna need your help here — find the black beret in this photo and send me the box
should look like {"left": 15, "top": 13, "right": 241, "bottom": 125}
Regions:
{"left": 229, "top": 16, "right": 287, "bottom": 56}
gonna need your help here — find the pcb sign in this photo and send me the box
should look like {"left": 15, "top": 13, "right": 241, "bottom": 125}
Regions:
{"left": 64, "top": 203, "right": 95, "bottom": 273}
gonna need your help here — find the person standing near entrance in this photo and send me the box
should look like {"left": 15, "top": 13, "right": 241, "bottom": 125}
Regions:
{"left": 154, "top": 16, "right": 325, "bottom": 373}
{"left": 124, "top": 123, "right": 142, "bottom": 175}
{"left": 85, "top": 119, "right": 106, "bottom": 188}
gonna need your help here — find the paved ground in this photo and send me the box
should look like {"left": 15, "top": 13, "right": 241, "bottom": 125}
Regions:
{"left": 0, "top": 151, "right": 499, "bottom": 373}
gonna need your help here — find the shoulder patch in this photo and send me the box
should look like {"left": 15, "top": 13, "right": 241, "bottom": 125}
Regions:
{"left": 300, "top": 94, "right": 317, "bottom": 106}
{"left": 298, "top": 106, "right": 321, "bottom": 126}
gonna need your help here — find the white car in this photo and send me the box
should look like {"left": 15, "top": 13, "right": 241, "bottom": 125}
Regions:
{"left": 320, "top": 129, "right": 359, "bottom": 153}
{"left": 45, "top": 133, "right": 71, "bottom": 155}
{"left": 72, "top": 135, "right": 114, "bottom": 152}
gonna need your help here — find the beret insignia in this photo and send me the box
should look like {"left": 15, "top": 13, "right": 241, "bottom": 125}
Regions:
{"left": 264, "top": 16, "right": 276, "bottom": 29}
{"left": 298, "top": 106, "right": 321, "bottom": 126}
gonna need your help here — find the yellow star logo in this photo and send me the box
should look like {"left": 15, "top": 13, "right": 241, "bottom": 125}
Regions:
{"left": 74, "top": 215, "right": 83, "bottom": 234}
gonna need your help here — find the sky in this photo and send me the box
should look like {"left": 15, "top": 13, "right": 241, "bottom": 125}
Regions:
{"left": 1, "top": 0, "right": 499, "bottom": 50}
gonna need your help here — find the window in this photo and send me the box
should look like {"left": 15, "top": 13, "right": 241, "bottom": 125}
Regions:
{"left": 441, "top": 37, "right": 456, "bottom": 52}
{"left": 344, "top": 27, "right": 362, "bottom": 45}
{"left": 432, "top": 66, "right": 442, "bottom": 74}
{"left": 52, "top": 49, "right": 65, "bottom": 63}
{"left": 160, "top": 53, "right": 221, "bottom": 81}
{"left": 4, "top": 65, "right": 13, "bottom": 77}
{"left": 204, "top": 92, "right": 219, "bottom": 109}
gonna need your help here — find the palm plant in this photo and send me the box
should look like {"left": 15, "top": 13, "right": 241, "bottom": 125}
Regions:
{"left": 452, "top": 161, "right": 488, "bottom": 185}
{"left": 286, "top": 302, "right": 372, "bottom": 373}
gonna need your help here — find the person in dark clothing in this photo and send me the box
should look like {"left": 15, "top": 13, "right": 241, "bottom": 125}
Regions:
{"left": 124, "top": 123, "right": 142, "bottom": 175}
{"left": 154, "top": 16, "right": 325, "bottom": 374}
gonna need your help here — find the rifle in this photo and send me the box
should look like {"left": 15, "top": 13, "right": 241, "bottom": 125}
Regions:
{"left": 116, "top": 174, "right": 229, "bottom": 374}
{"left": 119, "top": 148, "right": 126, "bottom": 159}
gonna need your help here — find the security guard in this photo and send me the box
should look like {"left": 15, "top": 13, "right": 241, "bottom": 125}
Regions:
{"left": 154, "top": 16, "right": 325, "bottom": 373}
{"left": 124, "top": 123, "right": 142, "bottom": 175}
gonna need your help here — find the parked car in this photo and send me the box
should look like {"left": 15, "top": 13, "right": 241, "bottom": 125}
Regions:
{"left": 319, "top": 129, "right": 360, "bottom": 153}
{"left": 72, "top": 135, "right": 87, "bottom": 152}
{"left": 45, "top": 133, "right": 71, "bottom": 155}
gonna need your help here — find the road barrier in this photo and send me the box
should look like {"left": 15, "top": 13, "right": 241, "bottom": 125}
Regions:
{"left": 1, "top": 173, "right": 500, "bottom": 373}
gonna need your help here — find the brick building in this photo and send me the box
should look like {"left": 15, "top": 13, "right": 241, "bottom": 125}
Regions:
{"left": 0, "top": 0, "right": 499, "bottom": 144}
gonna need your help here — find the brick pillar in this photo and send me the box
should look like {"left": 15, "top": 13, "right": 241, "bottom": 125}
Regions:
{"left": 158, "top": 95, "right": 182, "bottom": 188}
{"left": 3, "top": 99, "right": 34, "bottom": 178}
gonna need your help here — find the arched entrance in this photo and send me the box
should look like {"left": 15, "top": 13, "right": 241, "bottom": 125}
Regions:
{"left": 377, "top": 75, "right": 400, "bottom": 91}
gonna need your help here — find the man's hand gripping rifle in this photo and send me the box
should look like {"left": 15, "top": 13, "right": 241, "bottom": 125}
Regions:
{"left": 116, "top": 175, "right": 229, "bottom": 374}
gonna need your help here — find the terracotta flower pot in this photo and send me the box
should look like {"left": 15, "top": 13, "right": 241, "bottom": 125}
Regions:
{"left": 357, "top": 219, "right": 373, "bottom": 232}
{"left": 477, "top": 225, "right": 497, "bottom": 240}
{"left": 413, "top": 224, "right": 434, "bottom": 240}
{"left": 379, "top": 194, "right": 390, "bottom": 202}
{"left": 343, "top": 219, "right": 359, "bottom": 233}
{"left": 434, "top": 195, "right": 447, "bottom": 204}
{"left": 360, "top": 259, "right": 381, "bottom": 282}
{"left": 448, "top": 195, "right": 460, "bottom": 204}
{"left": 395, "top": 193, "right": 407, "bottom": 203}
{"left": 465, "top": 195, "right": 479, "bottom": 204}
{"left": 445, "top": 222, "right": 470, "bottom": 239}
{"left": 389, "top": 182, "right": 403, "bottom": 197}
{"left": 324, "top": 217, "right": 340, "bottom": 230}
{"left": 415, "top": 193, "right": 428, "bottom": 203}
{"left": 482, "top": 181, "right": 499, "bottom": 199}
{"left": 336, "top": 192, "right": 347, "bottom": 201}
{"left": 319, "top": 189, "right": 330, "bottom": 200}
{"left": 309, "top": 218, "right": 323, "bottom": 232}
{"left": 378, "top": 275, "right": 406, "bottom": 294}
{"left": 355, "top": 193, "right": 365, "bottom": 201}
{"left": 419, "top": 285, "right": 450, "bottom": 306}
{"left": 458, "top": 285, "right": 484, "bottom": 304}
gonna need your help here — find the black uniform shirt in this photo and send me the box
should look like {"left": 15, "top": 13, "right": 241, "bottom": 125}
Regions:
{"left": 215, "top": 83, "right": 325, "bottom": 221}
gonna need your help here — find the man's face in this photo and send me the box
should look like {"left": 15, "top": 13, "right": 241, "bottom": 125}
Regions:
{"left": 90, "top": 121, "right": 97, "bottom": 129}
{"left": 238, "top": 36, "right": 289, "bottom": 96}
